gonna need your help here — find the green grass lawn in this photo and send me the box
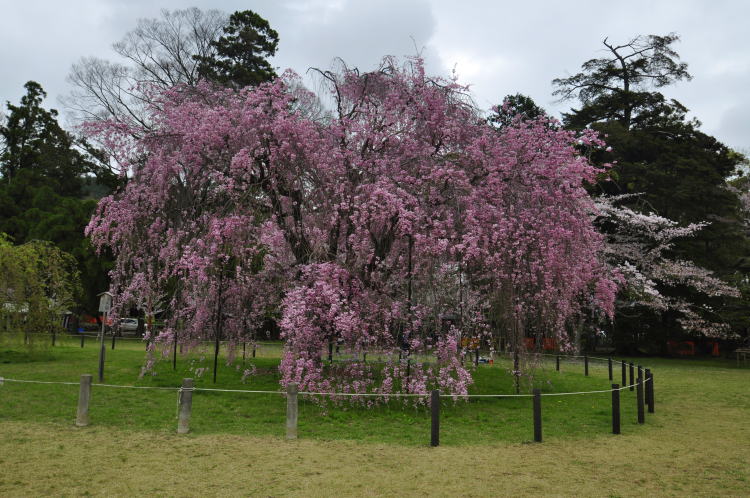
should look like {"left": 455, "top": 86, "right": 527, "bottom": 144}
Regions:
{"left": 1, "top": 334, "right": 748, "bottom": 496}
{"left": 3, "top": 334, "right": 647, "bottom": 445}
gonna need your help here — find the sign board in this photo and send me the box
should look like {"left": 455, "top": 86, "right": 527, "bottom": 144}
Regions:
{"left": 98, "top": 292, "right": 113, "bottom": 314}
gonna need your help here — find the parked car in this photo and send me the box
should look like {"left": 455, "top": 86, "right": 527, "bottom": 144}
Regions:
{"left": 119, "top": 318, "right": 139, "bottom": 333}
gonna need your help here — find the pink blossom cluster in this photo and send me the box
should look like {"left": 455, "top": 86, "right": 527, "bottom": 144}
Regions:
{"left": 85, "top": 57, "right": 618, "bottom": 397}
{"left": 595, "top": 195, "right": 739, "bottom": 337}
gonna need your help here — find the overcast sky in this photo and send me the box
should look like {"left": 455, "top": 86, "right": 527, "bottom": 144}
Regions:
{"left": 1, "top": 0, "right": 748, "bottom": 151}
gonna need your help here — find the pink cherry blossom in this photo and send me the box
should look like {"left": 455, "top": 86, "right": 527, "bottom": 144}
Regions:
{"left": 85, "top": 57, "right": 618, "bottom": 398}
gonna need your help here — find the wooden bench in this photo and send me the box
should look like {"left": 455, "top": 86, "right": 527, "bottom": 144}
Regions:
{"left": 735, "top": 348, "right": 750, "bottom": 367}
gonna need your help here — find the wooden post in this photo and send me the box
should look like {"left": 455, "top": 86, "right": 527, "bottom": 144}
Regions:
{"left": 430, "top": 389, "right": 440, "bottom": 447}
{"left": 636, "top": 367, "right": 644, "bottom": 424}
{"left": 286, "top": 382, "right": 298, "bottom": 440}
{"left": 608, "top": 358, "right": 613, "bottom": 381}
{"left": 621, "top": 361, "right": 626, "bottom": 388}
{"left": 611, "top": 384, "right": 620, "bottom": 434}
{"left": 646, "top": 369, "right": 654, "bottom": 413}
{"left": 177, "top": 378, "right": 193, "bottom": 434}
{"left": 584, "top": 355, "right": 589, "bottom": 376}
{"left": 533, "top": 389, "right": 542, "bottom": 443}
{"left": 98, "top": 331, "right": 106, "bottom": 383}
{"left": 556, "top": 355, "right": 560, "bottom": 372}
{"left": 75, "top": 374, "right": 93, "bottom": 427}
{"left": 629, "top": 362, "right": 634, "bottom": 391}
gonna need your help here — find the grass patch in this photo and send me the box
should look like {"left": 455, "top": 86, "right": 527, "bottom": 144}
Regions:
{"left": 0, "top": 336, "right": 645, "bottom": 445}
{"left": 1, "top": 336, "right": 749, "bottom": 495}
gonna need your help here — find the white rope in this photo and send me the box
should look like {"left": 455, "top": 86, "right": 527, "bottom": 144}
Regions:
{"left": 0, "top": 377, "right": 177, "bottom": 390}
{"left": 299, "top": 391, "right": 427, "bottom": 397}
{"left": 92, "top": 383, "right": 178, "bottom": 391}
{"left": 191, "top": 387, "right": 282, "bottom": 394}
{"left": 0, "top": 375, "right": 650, "bottom": 397}
{"left": 1, "top": 378, "right": 79, "bottom": 386}
{"left": 442, "top": 393, "right": 533, "bottom": 398}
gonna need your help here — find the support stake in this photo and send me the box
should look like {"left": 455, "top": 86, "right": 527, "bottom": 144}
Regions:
{"left": 177, "top": 378, "right": 193, "bottom": 434}
{"left": 75, "top": 374, "right": 92, "bottom": 427}
{"left": 611, "top": 384, "right": 620, "bottom": 434}
{"left": 646, "top": 369, "right": 655, "bottom": 413}
{"left": 636, "top": 368, "right": 645, "bottom": 424}
{"left": 533, "top": 389, "right": 542, "bottom": 442}
{"left": 430, "top": 389, "right": 440, "bottom": 447}
{"left": 286, "top": 382, "right": 298, "bottom": 440}
{"left": 629, "top": 362, "right": 634, "bottom": 391}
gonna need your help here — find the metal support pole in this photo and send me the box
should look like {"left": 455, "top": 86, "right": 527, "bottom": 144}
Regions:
{"left": 98, "top": 321, "right": 106, "bottom": 383}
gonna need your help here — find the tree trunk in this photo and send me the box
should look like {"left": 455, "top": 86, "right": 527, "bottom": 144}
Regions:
{"left": 213, "top": 273, "right": 224, "bottom": 384}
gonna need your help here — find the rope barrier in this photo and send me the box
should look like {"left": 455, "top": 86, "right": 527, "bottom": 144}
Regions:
{"left": 0, "top": 377, "right": 179, "bottom": 390}
{"left": 92, "top": 383, "right": 179, "bottom": 391}
{"left": 191, "top": 387, "right": 282, "bottom": 394}
{"left": 0, "top": 378, "right": 80, "bottom": 386}
{"left": 0, "top": 376, "right": 650, "bottom": 397}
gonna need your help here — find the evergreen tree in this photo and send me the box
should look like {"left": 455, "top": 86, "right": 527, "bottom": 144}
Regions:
{"left": 488, "top": 93, "right": 548, "bottom": 129}
{"left": 0, "top": 82, "right": 117, "bottom": 315}
{"left": 195, "top": 10, "right": 279, "bottom": 88}
{"left": 554, "top": 34, "right": 750, "bottom": 348}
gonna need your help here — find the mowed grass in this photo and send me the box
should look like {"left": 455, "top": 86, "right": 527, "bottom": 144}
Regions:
{"left": 2, "top": 334, "right": 639, "bottom": 445}
{"left": 1, "top": 334, "right": 748, "bottom": 496}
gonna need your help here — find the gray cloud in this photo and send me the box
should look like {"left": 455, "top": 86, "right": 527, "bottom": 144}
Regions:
{"left": 1, "top": 0, "right": 748, "bottom": 151}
